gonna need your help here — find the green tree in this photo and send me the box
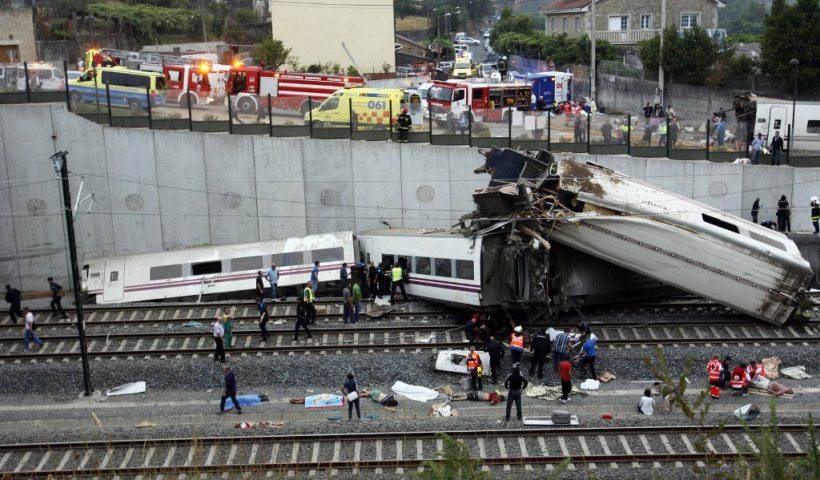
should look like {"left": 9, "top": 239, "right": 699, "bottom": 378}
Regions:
{"left": 719, "top": 0, "right": 769, "bottom": 35}
{"left": 761, "top": 0, "right": 820, "bottom": 93}
{"left": 252, "top": 38, "right": 293, "bottom": 71}
{"left": 638, "top": 35, "right": 661, "bottom": 73}
{"left": 415, "top": 433, "right": 490, "bottom": 480}
{"left": 86, "top": 3, "right": 197, "bottom": 44}
{"left": 638, "top": 27, "right": 720, "bottom": 85}
{"left": 490, "top": 8, "right": 536, "bottom": 51}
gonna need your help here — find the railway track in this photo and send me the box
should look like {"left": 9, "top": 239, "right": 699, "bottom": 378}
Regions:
{"left": 0, "top": 425, "right": 811, "bottom": 478}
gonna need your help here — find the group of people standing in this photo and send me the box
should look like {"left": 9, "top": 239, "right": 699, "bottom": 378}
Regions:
{"left": 749, "top": 195, "right": 815, "bottom": 233}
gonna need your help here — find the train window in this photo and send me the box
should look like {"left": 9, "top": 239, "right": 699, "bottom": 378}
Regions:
{"left": 109, "top": 271, "right": 119, "bottom": 282}
{"left": 455, "top": 260, "right": 474, "bottom": 280}
{"left": 749, "top": 231, "right": 786, "bottom": 251}
{"left": 415, "top": 257, "right": 431, "bottom": 275}
{"left": 231, "top": 256, "right": 263, "bottom": 272}
{"left": 382, "top": 254, "right": 396, "bottom": 266}
{"left": 702, "top": 214, "right": 739, "bottom": 234}
{"left": 272, "top": 251, "right": 304, "bottom": 267}
{"left": 150, "top": 265, "right": 182, "bottom": 280}
{"left": 807, "top": 120, "right": 820, "bottom": 134}
{"left": 90, "top": 272, "right": 101, "bottom": 279}
{"left": 191, "top": 261, "right": 222, "bottom": 276}
{"left": 435, "top": 258, "right": 452, "bottom": 277}
{"left": 311, "top": 247, "right": 344, "bottom": 263}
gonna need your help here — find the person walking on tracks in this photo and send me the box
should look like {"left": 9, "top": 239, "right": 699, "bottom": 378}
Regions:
{"left": 222, "top": 307, "right": 234, "bottom": 349}
{"left": 213, "top": 316, "right": 226, "bottom": 363}
{"left": 303, "top": 283, "right": 316, "bottom": 325}
{"left": 707, "top": 354, "right": 723, "bottom": 400}
{"left": 310, "top": 261, "right": 320, "bottom": 294}
{"left": 342, "top": 372, "right": 361, "bottom": 420}
{"left": 255, "top": 271, "right": 265, "bottom": 299}
{"left": 528, "top": 329, "right": 550, "bottom": 380}
{"left": 397, "top": 108, "right": 412, "bottom": 143}
{"left": 257, "top": 297, "right": 269, "bottom": 343}
{"left": 47, "top": 277, "right": 67, "bottom": 319}
{"left": 342, "top": 281, "right": 353, "bottom": 324}
{"left": 219, "top": 365, "right": 242, "bottom": 414}
{"left": 503, "top": 365, "right": 528, "bottom": 421}
{"left": 293, "top": 295, "right": 312, "bottom": 341}
{"left": 22, "top": 307, "right": 43, "bottom": 353}
{"left": 579, "top": 335, "right": 598, "bottom": 380}
{"left": 509, "top": 326, "right": 525, "bottom": 365}
{"left": 5, "top": 284, "right": 22, "bottom": 324}
{"left": 467, "top": 346, "right": 483, "bottom": 391}
{"left": 485, "top": 336, "right": 505, "bottom": 384}
{"left": 351, "top": 279, "right": 362, "bottom": 324}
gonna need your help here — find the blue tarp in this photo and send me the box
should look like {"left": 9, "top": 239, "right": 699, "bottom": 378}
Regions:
{"left": 223, "top": 394, "right": 264, "bottom": 411}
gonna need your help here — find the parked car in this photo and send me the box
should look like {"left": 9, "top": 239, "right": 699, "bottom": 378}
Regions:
{"left": 458, "top": 37, "right": 482, "bottom": 46}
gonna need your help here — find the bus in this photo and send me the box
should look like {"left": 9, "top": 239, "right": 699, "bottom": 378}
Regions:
{"left": 68, "top": 66, "right": 167, "bottom": 111}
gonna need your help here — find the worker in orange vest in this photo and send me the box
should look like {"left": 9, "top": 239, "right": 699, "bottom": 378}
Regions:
{"left": 509, "top": 326, "right": 526, "bottom": 365}
{"left": 466, "top": 346, "right": 483, "bottom": 391}
{"left": 706, "top": 354, "right": 723, "bottom": 400}
{"left": 730, "top": 362, "right": 750, "bottom": 397}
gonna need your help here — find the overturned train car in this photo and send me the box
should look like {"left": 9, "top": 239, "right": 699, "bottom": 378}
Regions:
{"left": 470, "top": 148, "right": 814, "bottom": 326}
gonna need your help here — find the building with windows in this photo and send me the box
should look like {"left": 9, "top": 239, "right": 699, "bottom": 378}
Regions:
{"left": 0, "top": 7, "right": 36, "bottom": 63}
{"left": 540, "top": 0, "right": 724, "bottom": 45}
{"left": 270, "top": 0, "right": 395, "bottom": 74}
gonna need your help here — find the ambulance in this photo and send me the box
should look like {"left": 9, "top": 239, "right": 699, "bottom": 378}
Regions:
{"left": 304, "top": 87, "right": 407, "bottom": 129}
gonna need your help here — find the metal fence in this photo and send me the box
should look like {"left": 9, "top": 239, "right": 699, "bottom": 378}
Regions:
{"left": 3, "top": 61, "right": 817, "bottom": 166}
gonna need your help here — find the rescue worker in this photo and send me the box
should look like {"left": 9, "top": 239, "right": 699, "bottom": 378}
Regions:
{"left": 303, "top": 283, "right": 316, "bottom": 325}
{"left": 397, "top": 107, "right": 412, "bottom": 143}
{"left": 498, "top": 56, "right": 508, "bottom": 78}
{"left": 257, "top": 297, "right": 269, "bottom": 343}
{"left": 528, "top": 329, "right": 550, "bottom": 379}
{"left": 719, "top": 355, "right": 733, "bottom": 389}
{"left": 811, "top": 197, "right": 820, "bottom": 234}
{"left": 658, "top": 121, "right": 668, "bottom": 146}
{"left": 484, "top": 336, "right": 505, "bottom": 384}
{"left": 390, "top": 261, "right": 407, "bottom": 303}
{"left": 509, "top": 326, "right": 525, "bottom": 365}
{"left": 619, "top": 121, "right": 631, "bottom": 145}
{"left": 707, "top": 354, "right": 723, "bottom": 400}
{"left": 293, "top": 295, "right": 312, "bottom": 341}
{"left": 466, "top": 346, "right": 483, "bottom": 391}
{"left": 730, "top": 362, "right": 750, "bottom": 397}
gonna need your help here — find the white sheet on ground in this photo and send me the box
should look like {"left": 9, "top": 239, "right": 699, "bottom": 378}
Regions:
{"left": 781, "top": 366, "right": 812, "bottom": 379}
{"left": 106, "top": 381, "right": 146, "bottom": 396}
{"left": 391, "top": 381, "right": 440, "bottom": 402}
{"left": 579, "top": 379, "right": 600, "bottom": 390}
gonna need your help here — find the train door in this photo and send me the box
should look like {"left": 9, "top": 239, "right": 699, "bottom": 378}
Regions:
{"left": 768, "top": 105, "right": 787, "bottom": 140}
{"left": 513, "top": 250, "right": 530, "bottom": 301}
{"left": 363, "top": 238, "right": 374, "bottom": 264}
{"left": 102, "top": 259, "right": 125, "bottom": 302}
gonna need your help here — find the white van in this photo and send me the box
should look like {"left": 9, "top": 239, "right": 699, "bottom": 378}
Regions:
{"left": 17, "top": 63, "right": 65, "bottom": 91}
{"left": 0, "top": 64, "right": 19, "bottom": 90}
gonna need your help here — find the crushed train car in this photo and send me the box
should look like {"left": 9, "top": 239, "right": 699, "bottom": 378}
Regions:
{"left": 464, "top": 148, "right": 814, "bottom": 326}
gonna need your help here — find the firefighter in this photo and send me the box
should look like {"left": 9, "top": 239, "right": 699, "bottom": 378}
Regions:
{"left": 303, "top": 282, "right": 316, "bottom": 325}
{"left": 397, "top": 108, "right": 412, "bottom": 143}
{"left": 509, "top": 326, "right": 525, "bottom": 365}
{"left": 730, "top": 362, "right": 750, "bottom": 397}
{"left": 707, "top": 354, "right": 723, "bottom": 400}
{"left": 466, "top": 346, "right": 483, "bottom": 391}
{"left": 811, "top": 197, "right": 820, "bottom": 234}
{"left": 528, "top": 329, "right": 550, "bottom": 379}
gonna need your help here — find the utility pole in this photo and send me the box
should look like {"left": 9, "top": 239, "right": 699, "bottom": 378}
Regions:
{"left": 658, "top": 0, "right": 666, "bottom": 106}
{"left": 50, "top": 151, "right": 93, "bottom": 397}
{"left": 590, "top": 0, "right": 596, "bottom": 101}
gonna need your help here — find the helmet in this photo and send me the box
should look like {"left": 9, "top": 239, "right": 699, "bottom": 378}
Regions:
{"left": 514, "top": 326, "right": 522, "bottom": 333}
{"left": 402, "top": 108, "right": 408, "bottom": 113}
{"left": 812, "top": 196, "right": 818, "bottom": 203}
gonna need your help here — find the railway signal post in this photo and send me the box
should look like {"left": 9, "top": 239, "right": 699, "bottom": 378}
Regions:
{"left": 51, "top": 150, "right": 93, "bottom": 396}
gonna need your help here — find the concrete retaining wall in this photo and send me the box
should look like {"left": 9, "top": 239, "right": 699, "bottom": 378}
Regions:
{"left": 2, "top": 103, "right": 819, "bottom": 291}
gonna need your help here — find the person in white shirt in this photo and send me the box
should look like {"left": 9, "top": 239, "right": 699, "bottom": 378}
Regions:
{"left": 213, "top": 317, "right": 225, "bottom": 363}
{"left": 22, "top": 307, "right": 43, "bottom": 353}
{"left": 638, "top": 388, "right": 655, "bottom": 416}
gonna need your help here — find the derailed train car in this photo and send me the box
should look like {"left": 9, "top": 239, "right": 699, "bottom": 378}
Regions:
{"left": 468, "top": 148, "right": 814, "bottom": 325}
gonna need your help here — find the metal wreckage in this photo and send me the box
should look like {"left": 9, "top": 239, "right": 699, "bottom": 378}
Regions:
{"left": 456, "top": 148, "right": 814, "bottom": 326}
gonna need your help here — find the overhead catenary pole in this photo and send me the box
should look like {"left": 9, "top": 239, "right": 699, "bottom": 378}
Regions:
{"left": 590, "top": 0, "right": 596, "bottom": 101}
{"left": 658, "top": 0, "right": 666, "bottom": 106}
{"left": 51, "top": 151, "right": 93, "bottom": 397}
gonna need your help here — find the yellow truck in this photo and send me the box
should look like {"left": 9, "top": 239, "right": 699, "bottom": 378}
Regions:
{"left": 305, "top": 87, "right": 407, "bottom": 129}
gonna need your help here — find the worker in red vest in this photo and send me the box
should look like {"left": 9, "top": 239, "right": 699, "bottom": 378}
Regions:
{"left": 509, "top": 326, "right": 526, "bottom": 365}
{"left": 466, "top": 346, "right": 483, "bottom": 391}
{"left": 706, "top": 354, "right": 723, "bottom": 400}
{"left": 730, "top": 362, "right": 750, "bottom": 397}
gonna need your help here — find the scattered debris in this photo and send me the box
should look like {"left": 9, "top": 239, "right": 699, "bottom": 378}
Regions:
{"left": 273, "top": 320, "right": 285, "bottom": 325}
{"left": 434, "top": 350, "right": 492, "bottom": 375}
{"left": 523, "top": 412, "right": 579, "bottom": 426}
{"left": 579, "top": 379, "right": 600, "bottom": 390}
{"left": 305, "top": 394, "right": 344, "bottom": 409}
{"left": 391, "top": 381, "right": 439, "bottom": 402}
{"left": 181, "top": 321, "right": 205, "bottom": 329}
{"left": 135, "top": 420, "right": 156, "bottom": 428}
{"left": 415, "top": 334, "right": 434, "bottom": 343}
{"left": 781, "top": 366, "right": 812, "bottom": 379}
{"left": 734, "top": 403, "right": 761, "bottom": 421}
{"left": 235, "top": 421, "right": 285, "bottom": 429}
{"left": 762, "top": 356, "right": 782, "bottom": 379}
{"left": 430, "top": 402, "right": 457, "bottom": 417}
{"left": 598, "top": 372, "right": 616, "bottom": 383}
{"left": 523, "top": 384, "right": 585, "bottom": 401}
{"left": 106, "top": 381, "right": 146, "bottom": 396}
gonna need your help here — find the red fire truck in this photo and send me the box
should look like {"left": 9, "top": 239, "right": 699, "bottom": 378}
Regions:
{"left": 225, "top": 66, "right": 366, "bottom": 114}
{"left": 426, "top": 80, "right": 532, "bottom": 125}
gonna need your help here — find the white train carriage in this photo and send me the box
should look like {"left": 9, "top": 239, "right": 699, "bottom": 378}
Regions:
{"left": 83, "top": 232, "right": 356, "bottom": 304}
{"left": 358, "top": 228, "right": 547, "bottom": 311}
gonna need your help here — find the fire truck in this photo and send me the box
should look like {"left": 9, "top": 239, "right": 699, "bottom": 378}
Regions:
{"left": 225, "top": 66, "right": 365, "bottom": 114}
{"left": 426, "top": 80, "right": 532, "bottom": 126}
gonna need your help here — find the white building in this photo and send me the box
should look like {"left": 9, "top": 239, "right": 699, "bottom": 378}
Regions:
{"left": 270, "top": 0, "right": 395, "bottom": 74}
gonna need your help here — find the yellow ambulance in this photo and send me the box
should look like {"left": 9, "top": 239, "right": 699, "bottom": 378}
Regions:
{"left": 304, "top": 87, "right": 407, "bottom": 129}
